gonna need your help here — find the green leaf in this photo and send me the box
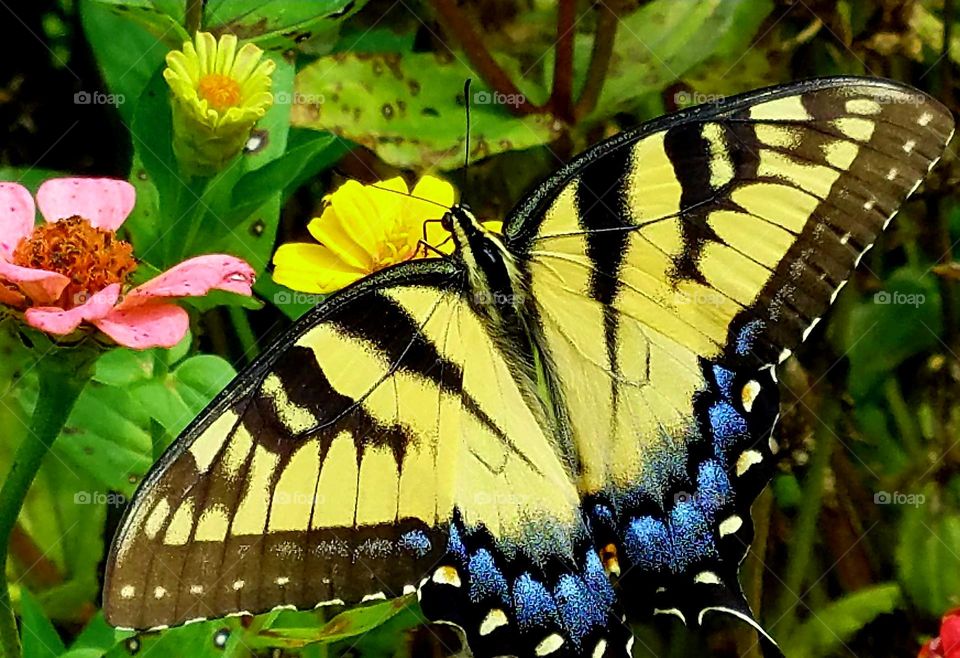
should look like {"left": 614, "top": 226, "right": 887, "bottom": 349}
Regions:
{"left": 19, "top": 588, "right": 67, "bottom": 658}
{"left": 69, "top": 612, "right": 133, "bottom": 654}
{"left": 843, "top": 266, "right": 943, "bottom": 399}
{"left": 896, "top": 487, "right": 960, "bottom": 616}
{"left": 0, "top": 168, "right": 68, "bottom": 195}
{"left": 204, "top": 0, "right": 368, "bottom": 53}
{"left": 780, "top": 583, "right": 902, "bottom": 655}
{"left": 230, "top": 129, "right": 351, "bottom": 217}
{"left": 575, "top": 0, "right": 774, "bottom": 121}
{"left": 250, "top": 596, "right": 414, "bottom": 649}
{"left": 259, "top": 276, "right": 321, "bottom": 321}
{"left": 79, "top": 0, "right": 180, "bottom": 124}
{"left": 292, "top": 53, "right": 560, "bottom": 170}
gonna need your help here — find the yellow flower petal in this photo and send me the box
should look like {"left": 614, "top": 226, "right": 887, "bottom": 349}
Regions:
{"left": 308, "top": 203, "right": 374, "bottom": 271}
{"left": 215, "top": 34, "right": 238, "bottom": 75}
{"left": 411, "top": 175, "right": 456, "bottom": 209}
{"left": 324, "top": 178, "right": 406, "bottom": 257}
{"left": 272, "top": 243, "right": 364, "bottom": 294}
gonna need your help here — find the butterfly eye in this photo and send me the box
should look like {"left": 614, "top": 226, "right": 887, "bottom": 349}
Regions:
{"left": 440, "top": 212, "right": 454, "bottom": 232}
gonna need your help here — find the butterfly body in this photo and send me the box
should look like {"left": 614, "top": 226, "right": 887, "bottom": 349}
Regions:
{"left": 105, "top": 78, "right": 954, "bottom": 657}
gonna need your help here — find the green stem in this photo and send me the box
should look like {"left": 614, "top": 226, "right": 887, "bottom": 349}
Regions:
{"left": 772, "top": 400, "right": 839, "bottom": 638}
{"left": 0, "top": 353, "right": 90, "bottom": 658}
{"left": 228, "top": 307, "right": 259, "bottom": 363}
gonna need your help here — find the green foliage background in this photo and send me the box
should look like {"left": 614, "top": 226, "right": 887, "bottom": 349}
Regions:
{"left": 2, "top": 0, "right": 960, "bottom": 656}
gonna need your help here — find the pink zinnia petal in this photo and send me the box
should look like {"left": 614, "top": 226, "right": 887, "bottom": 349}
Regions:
{"left": 0, "top": 259, "right": 70, "bottom": 305}
{"left": 93, "top": 303, "right": 189, "bottom": 349}
{"left": 119, "top": 254, "right": 255, "bottom": 308}
{"left": 36, "top": 178, "right": 135, "bottom": 231}
{"left": 0, "top": 183, "right": 36, "bottom": 259}
{"left": 24, "top": 284, "right": 121, "bottom": 335}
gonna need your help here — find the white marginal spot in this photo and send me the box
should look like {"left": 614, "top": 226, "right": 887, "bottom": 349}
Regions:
{"left": 626, "top": 637, "right": 635, "bottom": 654}
{"left": 854, "top": 243, "right": 874, "bottom": 267}
{"left": 655, "top": 586, "right": 667, "bottom": 594}
{"left": 146, "top": 624, "right": 169, "bottom": 632}
{"left": 769, "top": 434, "right": 780, "bottom": 454}
{"left": 840, "top": 232, "right": 852, "bottom": 245}
{"left": 830, "top": 279, "right": 848, "bottom": 304}
{"left": 314, "top": 598, "right": 345, "bottom": 608}
{"left": 918, "top": 111, "right": 933, "bottom": 126}
{"left": 362, "top": 592, "right": 387, "bottom": 602}
{"left": 699, "top": 606, "right": 780, "bottom": 648}
{"left": 694, "top": 571, "right": 722, "bottom": 586}
{"left": 719, "top": 515, "right": 743, "bottom": 537}
{"left": 736, "top": 450, "right": 764, "bottom": 477}
{"left": 592, "top": 638, "right": 608, "bottom": 658}
{"left": 432, "top": 565, "right": 462, "bottom": 588}
{"left": 184, "top": 617, "right": 207, "bottom": 626}
{"left": 777, "top": 348, "right": 792, "bottom": 364}
{"left": 654, "top": 608, "right": 687, "bottom": 624}
{"left": 275, "top": 576, "right": 290, "bottom": 586}
{"left": 271, "top": 604, "right": 297, "bottom": 612}
{"left": 232, "top": 579, "right": 245, "bottom": 591}
{"left": 480, "top": 609, "right": 509, "bottom": 636}
{"left": 801, "top": 317, "right": 822, "bottom": 342}
{"left": 189, "top": 584, "right": 204, "bottom": 595}
{"left": 741, "top": 380, "right": 761, "bottom": 413}
{"left": 226, "top": 610, "right": 253, "bottom": 618}
{"left": 120, "top": 585, "right": 136, "bottom": 599}
{"left": 903, "top": 139, "right": 916, "bottom": 154}
{"left": 886, "top": 167, "right": 898, "bottom": 181}
{"left": 535, "top": 633, "right": 565, "bottom": 656}
{"left": 153, "top": 586, "right": 167, "bottom": 599}
{"left": 862, "top": 198, "right": 875, "bottom": 212}
{"left": 402, "top": 584, "right": 417, "bottom": 595}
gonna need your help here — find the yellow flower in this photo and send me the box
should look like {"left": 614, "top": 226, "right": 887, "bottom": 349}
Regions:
{"left": 274, "top": 176, "right": 498, "bottom": 294}
{"left": 163, "top": 32, "right": 275, "bottom": 175}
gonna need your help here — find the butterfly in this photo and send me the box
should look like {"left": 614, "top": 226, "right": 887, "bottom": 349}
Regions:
{"left": 104, "top": 77, "right": 954, "bottom": 657}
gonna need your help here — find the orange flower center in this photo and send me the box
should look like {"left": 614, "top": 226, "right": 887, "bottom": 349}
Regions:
{"left": 197, "top": 73, "right": 242, "bottom": 112}
{"left": 12, "top": 216, "right": 137, "bottom": 309}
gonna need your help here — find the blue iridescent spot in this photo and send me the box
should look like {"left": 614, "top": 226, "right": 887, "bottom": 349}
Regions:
{"left": 708, "top": 400, "right": 748, "bottom": 457}
{"left": 583, "top": 550, "right": 615, "bottom": 608}
{"left": 513, "top": 573, "right": 558, "bottom": 630}
{"left": 624, "top": 516, "right": 671, "bottom": 571}
{"left": 669, "top": 499, "right": 718, "bottom": 572}
{"left": 736, "top": 319, "right": 765, "bottom": 356}
{"left": 712, "top": 364, "right": 735, "bottom": 400}
{"left": 446, "top": 524, "right": 467, "bottom": 560}
{"left": 398, "top": 530, "right": 431, "bottom": 558}
{"left": 554, "top": 574, "right": 607, "bottom": 644}
{"left": 592, "top": 503, "right": 614, "bottom": 525}
{"left": 467, "top": 549, "right": 509, "bottom": 605}
{"left": 697, "top": 459, "right": 732, "bottom": 520}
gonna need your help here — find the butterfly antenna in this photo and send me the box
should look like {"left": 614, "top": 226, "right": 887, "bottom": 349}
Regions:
{"left": 464, "top": 78, "right": 473, "bottom": 202}
{"left": 365, "top": 182, "right": 451, "bottom": 210}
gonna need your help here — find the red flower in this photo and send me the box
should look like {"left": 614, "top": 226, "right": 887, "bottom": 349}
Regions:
{"left": 920, "top": 609, "right": 960, "bottom": 658}
{"left": 0, "top": 178, "right": 255, "bottom": 349}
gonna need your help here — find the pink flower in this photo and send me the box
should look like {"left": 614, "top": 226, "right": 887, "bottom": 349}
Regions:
{"left": 920, "top": 609, "right": 960, "bottom": 658}
{"left": 0, "top": 178, "right": 255, "bottom": 349}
